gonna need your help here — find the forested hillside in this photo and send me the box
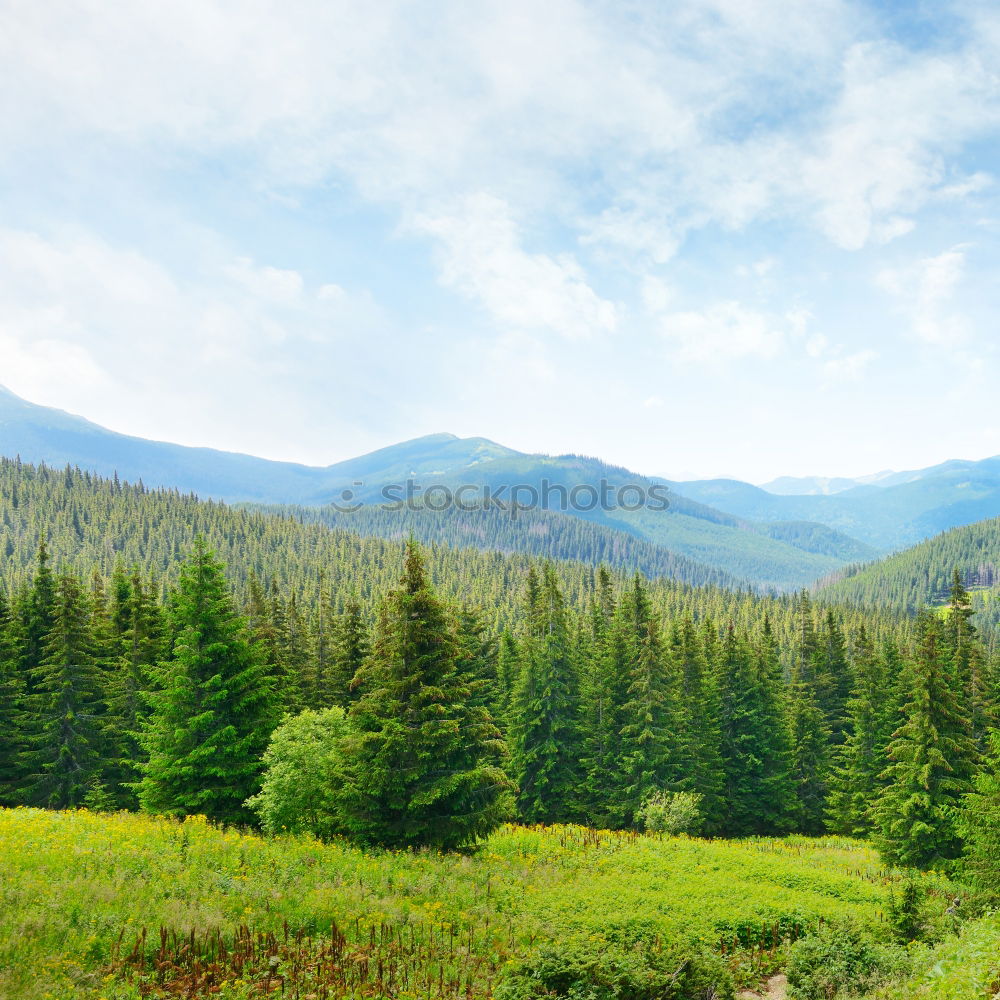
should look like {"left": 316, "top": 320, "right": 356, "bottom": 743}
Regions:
{"left": 0, "top": 387, "right": 874, "bottom": 590}
{"left": 5, "top": 455, "right": 997, "bottom": 849}
{"left": 3, "top": 459, "right": 1000, "bottom": 1000}
{"left": 817, "top": 517, "right": 1000, "bottom": 638}
{"left": 0, "top": 459, "right": 905, "bottom": 649}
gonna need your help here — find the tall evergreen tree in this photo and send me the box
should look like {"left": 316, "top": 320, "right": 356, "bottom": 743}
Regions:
{"left": 717, "top": 622, "right": 795, "bottom": 835}
{"left": 942, "top": 570, "right": 991, "bottom": 740}
{"left": 20, "top": 574, "right": 105, "bottom": 808}
{"left": 510, "top": 564, "right": 582, "bottom": 824}
{"left": 873, "top": 613, "right": 978, "bottom": 869}
{"left": 579, "top": 594, "right": 630, "bottom": 827}
{"left": 617, "top": 576, "right": 680, "bottom": 825}
{"left": 105, "top": 570, "right": 164, "bottom": 807}
{"left": 0, "top": 588, "right": 25, "bottom": 804}
{"left": 959, "top": 729, "right": 1000, "bottom": 894}
{"left": 327, "top": 598, "right": 369, "bottom": 706}
{"left": 670, "top": 617, "right": 726, "bottom": 833}
{"left": 787, "top": 669, "right": 831, "bottom": 834}
{"left": 137, "top": 538, "right": 276, "bottom": 825}
{"left": 339, "top": 540, "right": 514, "bottom": 849}
{"left": 19, "top": 537, "right": 56, "bottom": 696}
{"left": 827, "top": 631, "right": 902, "bottom": 836}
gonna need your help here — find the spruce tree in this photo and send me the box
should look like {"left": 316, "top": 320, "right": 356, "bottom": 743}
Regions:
{"left": 21, "top": 574, "right": 105, "bottom": 808}
{"left": 579, "top": 594, "right": 630, "bottom": 827}
{"left": 873, "top": 613, "right": 978, "bottom": 869}
{"left": 19, "top": 537, "right": 56, "bottom": 696}
{"left": 960, "top": 729, "right": 1000, "bottom": 894}
{"left": 717, "top": 622, "right": 795, "bottom": 835}
{"left": 105, "top": 570, "right": 164, "bottom": 807}
{"left": 137, "top": 538, "right": 276, "bottom": 825}
{"left": 510, "top": 564, "right": 582, "bottom": 824}
{"left": 617, "top": 576, "right": 680, "bottom": 825}
{"left": 670, "top": 617, "right": 725, "bottom": 832}
{"left": 827, "top": 631, "right": 902, "bottom": 836}
{"left": 788, "top": 670, "right": 831, "bottom": 834}
{"left": 328, "top": 598, "right": 369, "bottom": 706}
{"left": 339, "top": 541, "right": 514, "bottom": 849}
{"left": 0, "top": 589, "right": 25, "bottom": 804}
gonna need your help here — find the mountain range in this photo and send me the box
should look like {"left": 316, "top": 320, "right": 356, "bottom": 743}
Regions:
{"left": 3, "top": 384, "right": 1000, "bottom": 591}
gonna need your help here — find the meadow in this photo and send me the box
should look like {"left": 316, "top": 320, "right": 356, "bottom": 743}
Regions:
{"left": 0, "top": 808, "right": 961, "bottom": 1000}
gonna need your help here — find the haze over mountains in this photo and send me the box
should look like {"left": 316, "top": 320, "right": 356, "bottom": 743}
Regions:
{"left": 3, "top": 384, "right": 1000, "bottom": 591}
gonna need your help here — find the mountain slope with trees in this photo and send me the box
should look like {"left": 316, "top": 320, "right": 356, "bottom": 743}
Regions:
{"left": 817, "top": 516, "right": 1000, "bottom": 641}
{"left": 0, "top": 386, "right": 874, "bottom": 590}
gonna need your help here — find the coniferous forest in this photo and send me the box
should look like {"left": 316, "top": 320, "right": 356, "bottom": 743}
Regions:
{"left": 4, "top": 461, "right": 1000, "bottom": 999}
{"left": 2, "top": 457, "right": 998, "bottom": 859}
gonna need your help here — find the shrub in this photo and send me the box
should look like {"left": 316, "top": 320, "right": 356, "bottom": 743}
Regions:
{"left": 495, "top": 937, "right": 733, "bottom": 1000}
{"left": 786, "top": 921, "right": 916, "bottom": 999}
{"left": 245, "top": 707, "right": 350, "bottom": 838}
{"left": 637, "top": 791, "right": 704, "bottom": 836}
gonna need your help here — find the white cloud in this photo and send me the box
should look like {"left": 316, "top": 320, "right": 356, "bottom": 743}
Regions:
{"left": 3, "top": 0, "right": 997, "bottom": 261}
{"left": 0, "top": 227, "right": 393, "bottom": 459}
{"left": 876, "top": 248, "right": 968, "bottom": 345}
{"left": 823, "top": 348, "right": 878, "bottom": 380}
{"left": 657, "top": 301, "right": 787, "bottom": 362}
{"left": 412, "top": 194, "right": 617, "bottom": 339}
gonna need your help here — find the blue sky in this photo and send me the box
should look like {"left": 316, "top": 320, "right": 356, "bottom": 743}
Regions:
{"left": 1, "top": 0, "right": 998, "bottom": 482}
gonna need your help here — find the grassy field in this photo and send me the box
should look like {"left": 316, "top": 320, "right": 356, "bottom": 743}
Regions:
{"left": 0, "top": 808, "right": 961, "bottom": 1000}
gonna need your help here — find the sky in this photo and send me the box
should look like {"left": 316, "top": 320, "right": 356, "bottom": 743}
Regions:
{"left": 1, "top": 0, "right": 999, "bottom": 484}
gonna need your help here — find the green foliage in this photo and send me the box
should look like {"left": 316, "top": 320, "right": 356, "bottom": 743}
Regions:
{"left": 886, "top": 879, "right": 927, "bottom": 944}
{"left": 20, "top": 573, "right": 105, "bottom": 808}
{"left": 511, "top": 566, "right": 583, "bottom": 824}
{"left": 495, "top": 937, "right": 733, "bottom": 1000}
{"left": 855, "top": 911, "right": 1000, "bottom": 1000}
{"left": 818, "top": 516, "right": 1000, "bottom": 648}
{"left": 0, "top": 809, "right": 937, "bottom": 1000}
{"left": 338, "top": 541, "right": 515, "bottom": 849}
{"left": 873, "top": 614, "right": 978, "bottom": 869}
{"left": 636, "top": 790, "right": 704, "bottom": 835}
{"left": 137, "top": 537, "right": 276, "bottom": 826}
{"left": 717, "top": 624, "right": 796, "bottom": 835}
{"left": 959, "top": 729, "right": 1000, "bottom": 896}
{"left": 787, "top": 922, "right": 916, "bottom": 1000}
{"left": 246, "top": 706, "right": 350, "bottom": 838}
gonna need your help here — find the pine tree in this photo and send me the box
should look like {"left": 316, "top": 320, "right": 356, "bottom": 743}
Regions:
{"left": 137, "top": 538, "right": 276, "bottom": 825}
{"left": 328, "top": 598, "right": 369, "bottom": 706}
{"left": 19, "top": 537, "right": 56, "bottom": 696}
{"left": 510, "top": 564, "right": 582, "bottom": 824}
{"left": 827, "top": 631, "right": 902, "bottom": 836}
{"left": 960, "top": 729, "right": 1000, "bottom": 894}
{"left": 21, "top": 574, "right": 105, "bottom": 808}
{"left": 455, "top": 606, "right": 498, "bottom": 711}
{"left": 339, "top": 540, "right": 514, "bottom": 849}
{"left": 942, "top": 570, "right": 991, "bottom": 740}
{"left": 0, "top": 588, "right": 25, "bottom": 804}
{"left": 873, "top": 613, "right": 978, "bottom": 869}
{"left": 617, "top": 576, "right": 680, "bottom": 825}
{"left": 670, "top": 617, "right": 725, "bottom": 832}
{"left": 788, "top": 670, "right": 831, "bottom": 834}
{"left": 717, "top": 622, "right": 795, "bottom": 835}
{"left": 816, "top": 611, "right": 852, "bottom": 744}
{"left": 579, "top": 593, "right": 630, "bottom": 827}
{"left": 105, "top": 570, "right": 164, "bottom": 807}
